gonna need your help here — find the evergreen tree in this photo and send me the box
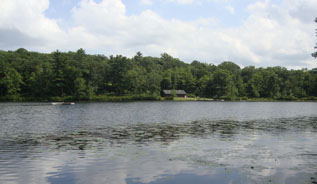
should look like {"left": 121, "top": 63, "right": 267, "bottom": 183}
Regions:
{"left": 313, "top": 17, "right": 317, "bottom": 58}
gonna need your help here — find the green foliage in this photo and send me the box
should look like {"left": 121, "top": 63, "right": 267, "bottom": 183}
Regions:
{"left": 0, "top": 49, "right": 317, "bottom": 101}
{"left": 0, "top": 68, "right": 23, "bottom": 95}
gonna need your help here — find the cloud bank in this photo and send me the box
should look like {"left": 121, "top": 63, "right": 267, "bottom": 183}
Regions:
{"left": 0, "top": 0, "right": 316, "bottom": 69}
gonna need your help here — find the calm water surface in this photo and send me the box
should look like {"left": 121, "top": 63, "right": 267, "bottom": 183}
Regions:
{"left": 0, "top": 102, "right": 316, "bottom": 184}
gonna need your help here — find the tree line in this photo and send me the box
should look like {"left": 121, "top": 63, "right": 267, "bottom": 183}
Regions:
{"left": 0, "top": 48, "right": 317, "bottom": 101}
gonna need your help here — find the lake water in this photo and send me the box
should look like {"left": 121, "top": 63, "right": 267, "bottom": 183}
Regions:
{"left": 0, "top": 102, "right": 316, "bottom": 184}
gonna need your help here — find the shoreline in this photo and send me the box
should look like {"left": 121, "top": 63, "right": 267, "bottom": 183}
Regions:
{"left": 1, "top": 96, "right": 317, "bottom": 103}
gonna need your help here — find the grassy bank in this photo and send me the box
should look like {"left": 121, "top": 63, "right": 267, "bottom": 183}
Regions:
{"left": 0, "top": 94, "right": 161, "bottom": 102}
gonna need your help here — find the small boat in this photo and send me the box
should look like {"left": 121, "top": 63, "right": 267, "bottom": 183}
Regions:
{"left": 62, "top": 102, "right": 75, "bottom": 105}
{"left": 51, "top": 102, "right": 63, "bottom": 105}
{"left": 51, "top": 102, "right": 75, "bottom": 105}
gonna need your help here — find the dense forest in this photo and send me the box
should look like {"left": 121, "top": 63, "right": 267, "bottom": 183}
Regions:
{"left": 0, "top": 48, "right": 317, "bottom": 101}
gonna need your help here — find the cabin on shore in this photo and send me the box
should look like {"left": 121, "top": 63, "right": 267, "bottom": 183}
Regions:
{"left": 162, "top": 90, "right": 187, "bottom": 98}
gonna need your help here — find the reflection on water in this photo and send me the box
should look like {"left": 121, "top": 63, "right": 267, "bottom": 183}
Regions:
{"left": 0, "top": 102, "right": 317, "bottom": 184}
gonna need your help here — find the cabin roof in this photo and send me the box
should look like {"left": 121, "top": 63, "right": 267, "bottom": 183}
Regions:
{"left": 162, "top": 90, "right": 186, "bottom": 95}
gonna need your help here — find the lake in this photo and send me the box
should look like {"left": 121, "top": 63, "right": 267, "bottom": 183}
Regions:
{"left": 0, "top": 102, "right": 316, "bottom": 184}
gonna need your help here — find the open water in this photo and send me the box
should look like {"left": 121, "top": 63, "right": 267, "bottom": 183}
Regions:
{"left": 0, "top": 102, "right": 316, "bottom": 184}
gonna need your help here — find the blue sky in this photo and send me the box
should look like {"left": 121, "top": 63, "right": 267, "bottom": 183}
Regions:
{"left": 45, "top": 0, "right": 254, "bottom": 27}
{"left": 0, "top": 0, "right": 316, "bottom": 69}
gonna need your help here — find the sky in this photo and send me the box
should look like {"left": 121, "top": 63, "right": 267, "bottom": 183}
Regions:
{"left": 0, "top": 0, "right": 317, "bottom": 69}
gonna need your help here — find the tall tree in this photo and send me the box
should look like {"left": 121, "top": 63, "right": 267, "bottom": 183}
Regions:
{"left": 108, "top": 55, "right": 132, "bottom": 95}
{"left": 313, "top": 17, "right": 317, "bottom": 58}
{"left": 211, "top": 69, "right": 238, "bottom": 98}
{"left": 51, "top": 50, "right": 67, "bottom": 96}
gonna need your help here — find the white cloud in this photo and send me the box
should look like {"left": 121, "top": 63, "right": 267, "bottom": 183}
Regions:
{"left": 225, "top": 5, "right": 235, "bottom": 14}
{"left": 0, "top": 0, "right": 316, "bottom": 68}
{"left": 168, "top": 0, "right": 230, "bottom": 4}
{"left": 140, "top": 0, "right": 154, "bottom": 5}
{"left": 238, "top": 0, "right": 316, "bottom": 67}
{"left": 168, "top": 0, "right": 196, "bottom": 4}
{"left": 140, "top": 0, "right": 226, "bottom": 5}
{"left": 0, "top": 0, "right": 66, "bottom": 51}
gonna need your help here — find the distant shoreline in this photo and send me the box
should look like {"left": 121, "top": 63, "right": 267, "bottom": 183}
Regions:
{"left": 1, "top": 96, "right": 317, "bottom": 103}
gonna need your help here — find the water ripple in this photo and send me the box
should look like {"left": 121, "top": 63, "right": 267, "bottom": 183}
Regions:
{"left": 0, "top": 116, "right": 316, "bottom": 152}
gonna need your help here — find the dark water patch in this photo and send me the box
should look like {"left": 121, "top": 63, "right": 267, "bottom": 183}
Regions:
{"left": 126, "top": 170, "right": 317, "bottom": 184}
{"left": 126, "top": 170, "right": 248, "bottom": 184}
{"left": 0, "top": 116, "right": 316, "bottom": 152}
